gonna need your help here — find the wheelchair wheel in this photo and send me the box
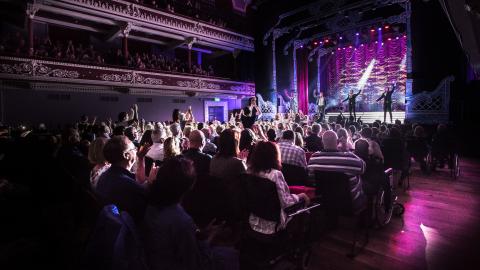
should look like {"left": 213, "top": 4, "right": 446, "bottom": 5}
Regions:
{"left": 393, "top": 203, "right": 405, "bottom": 217}
{"left": 375, "top": 188, "right": 393, "bottom": 227}
{"left": 452, "top": 154, "right": 460, "bottom": 179}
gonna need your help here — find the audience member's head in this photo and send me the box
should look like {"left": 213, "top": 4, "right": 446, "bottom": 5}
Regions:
{"left": 61, "top": 127, "right": 80, "bottom": 145}
{"left": 361, "top": 127, "right": 373, "bottom": 139}
{"left": 267, "top": 128, "right": 276, "bottom": 142}
{"left": 201, "top": 128, "right": 211, "bottom": 140}
{"left": 189, "top": 130, "right": 206, "bottom": 150}
{"left": 282, "top": 130, "right": 295, "bottom": 142}
{"left": 88, "top": 137, "right": 109, "bottom": 165}
{"left": 148, "top": 156, "right": 196, "bottom": 207}
{"left": 414, "top": 125, "right": 425, "bottom": 138}
{"left": 248, "top": 141, "right": 281, "bottom": 174}
{"left": 354, "top": 138, "right": 370, "bottom": 161}
{"left": 240, "top": 128, "right": 255, "bottom": 151}
{"left": 217, "top": 129, "right": 240, "bottom": 158}
{"left": 322, "top": 130, "right": 338, "bottom": 151}
{"left": 164, "top": 137, "right": 181, "bottom": 159}
{"left": 151, "top": 127, "right": 165, "bottom": 143}
{"left": 389, "top": 127, "right": 401, "bottom": 139}
{"left": 170, "top": 123, "right": 181, "bottom": 138}
{"left": 118, "top": 112, "right": 128, "bottom": 122}
{"left": 311, "top": 123, "right": 321, "bottom": 135}
{"left": 113, "top": 125, "right": 126, "bottom": 136}
{"left": 337, "top": 128, "right": 349, "bottom": 140}
{"left": 183, "top": 125, "right": 193, "bottom": 139}
{"left": 294, "top": 132, "right": 304, "bottom": 148}
{"left": 125, "top": 126, "right": 138, "bottom": 142}
{"left": 103, "top": 135, "right": 136, "bottom": 170}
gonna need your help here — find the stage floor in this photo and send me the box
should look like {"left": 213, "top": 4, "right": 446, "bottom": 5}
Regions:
{"left": 325, "top": 111, "right": 406, "bottom": 123}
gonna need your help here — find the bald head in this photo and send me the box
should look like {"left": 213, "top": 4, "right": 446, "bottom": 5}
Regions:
{"left": 189, "top": 130, "right": 205, "bottom": 150}
{"left": 322, "top": 130, "right": 338, "bottom": 151}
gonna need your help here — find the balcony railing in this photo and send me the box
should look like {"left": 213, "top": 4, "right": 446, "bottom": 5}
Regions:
{"left": 0, "top": 55, "right": 255, "bottom": 96}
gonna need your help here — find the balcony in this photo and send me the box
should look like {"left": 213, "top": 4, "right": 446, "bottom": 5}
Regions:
{"left": 0, "top": 55, "right": 255, "bottom": 97}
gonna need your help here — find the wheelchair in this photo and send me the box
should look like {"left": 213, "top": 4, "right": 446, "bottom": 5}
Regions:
{"left": 373, "top": 168, "right": 405, "bottom": 228}
{"left": 428, "top": 142, "right": 460, "bottom": 179}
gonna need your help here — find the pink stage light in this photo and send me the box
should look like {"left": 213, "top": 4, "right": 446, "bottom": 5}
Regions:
{"left": 370, "top": 29, "right": 375, "bottom": 32}
{"left": 388, "top": 38, "right": 392, "bottom": 41}
{"left": 384, "top": 25, "right": 389, "bottom": 29}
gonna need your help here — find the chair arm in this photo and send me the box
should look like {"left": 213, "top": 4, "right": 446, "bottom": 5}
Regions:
{"left": 286, "top": 203, "right": 321, "bottom": 218}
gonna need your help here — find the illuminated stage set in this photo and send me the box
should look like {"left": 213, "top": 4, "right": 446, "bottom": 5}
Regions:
{"left": 261, "top": 0, "right": 415, "bottom": 123}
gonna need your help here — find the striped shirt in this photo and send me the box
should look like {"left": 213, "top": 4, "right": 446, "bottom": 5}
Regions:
{"left": 307, "top": 150, "right": 366, "bottom": 202}
{"left": 307, "top": 151, "right": 365, "bottom": 176}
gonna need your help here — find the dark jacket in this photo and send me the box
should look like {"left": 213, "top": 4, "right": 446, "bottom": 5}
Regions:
{"left": 304, "top": 134, "right": 323, "bottom": 152}
{"left": 183, "top": 148, "right": 212, "bottom": 176}
{"left": 96, "top": 165, "right": 147, "bottom": 223}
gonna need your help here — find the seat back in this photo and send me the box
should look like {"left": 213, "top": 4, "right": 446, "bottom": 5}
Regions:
{"left": 244, "top": 174, "right": 281, "bottom": 224}
{"left": 281, "top": 163, "right": 308, "bottom": 186}
{"left": 314, "top": 171, "right": 365, "bottom": 216}
{"left": 82, "top": 205, "right": 148, "bottom": 270}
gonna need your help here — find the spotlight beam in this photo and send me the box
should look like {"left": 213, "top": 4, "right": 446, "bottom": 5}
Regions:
{"left": 357, "top": 59, "right": 376, "bottom": 90}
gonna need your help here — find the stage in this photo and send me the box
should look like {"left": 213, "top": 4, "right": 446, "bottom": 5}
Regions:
{"left": 324, "top": 111, "right": 406, "bottom": 124}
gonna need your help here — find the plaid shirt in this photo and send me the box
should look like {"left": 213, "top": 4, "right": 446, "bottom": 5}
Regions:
{"left": 278, "top": 140, "right": 307, "bottom": 169}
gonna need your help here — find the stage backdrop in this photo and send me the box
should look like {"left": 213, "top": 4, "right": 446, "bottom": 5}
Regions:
{"left": 318, "top": 37, "right": 407, "bottom": 113}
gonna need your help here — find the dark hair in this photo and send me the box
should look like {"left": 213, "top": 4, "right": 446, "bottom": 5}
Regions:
{"left": 267, "top": 128, "right": 276, "bottom": 142}
{"left": 239, "top": 129, "right": 255, "bottom": 151}
{"left": 354, "top": 139, "right": 369, "bottom": 161}
{"left": 248, "top": 141, "right": 281, "bottom": 173}
{"left": 139, "top": 129, "right": 153, "bottom": 145}
{"left": 389, "top": 127, "right": 401, "bottom": 139}
{"left": 103, "top": 135, "right": 130, "bottom": 164}
{"left": 113, "top": 126, "right": 125, "bottom": 136}
{"left": 361, "top": 127, "right": 372, "bottom": 139}
{"left": 148, "top": 156, "right": 196, "bottom": 207}
{"left": 172, "top": 109, "right": 180, "bottom": 123}
{"left": 118, "top": 112, "right": 128, "bottom": 122}
{"left": 217, "top": 129, "right": 239, "bottom": 158}
{"left": 282, "top": 130, "right": 295, "bottom": 141}
{"left": 124, "top": 126, "right": 137, "bottom": 142}
{"left": 197, "top": 122, "right": 204, "bottom": 131}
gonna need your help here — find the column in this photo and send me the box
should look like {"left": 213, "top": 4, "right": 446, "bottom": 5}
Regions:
{"left": 26, "top": 4, "right": 39, "bottom": 57}
{"left": 122, "top": 23, "right": 133, "bottom": 60}
{"left": 232, "top": 49, "right": 240, "bottom": 80}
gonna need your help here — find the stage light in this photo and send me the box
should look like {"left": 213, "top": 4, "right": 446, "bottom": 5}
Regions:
{"left": 378, "top": 27, "right": 381, "bottom": 31}
{"left": 349, "top": 45, "right": 352, "bottom": 48}
{"left": 388, "top": 38, "right": 391, "bottom": 41}
{"left": 375, "top": 41, "right": 378, "bottom": 43}
{"left": 339, "top": 36, "right": 343, "bottom": 40}
{"left": 314, "top": 41, "right": 318, "bottom": 45}
{"left": 343, "top": 47, "right": 346, "bottom": 50}
{"left": 384, "top": 25, "right": 389, "bottom": 29}
{"left": 396, "top": 37, "right": 399, "bottom": 40}
{"left": 403, "top": 35, "right": 407, "bottom": 38}
{"left": 357, "top": 59, "right": 376, "bottom": 90}
{"left": 331, "top": 52, "right": 334, "bottom": 55}
{"left": 325, "top": 39, "right": 329, "bottom": 43}
{"left": 381, "top": 43, "right": 384, "bottom": 46}
{"left": 300, "top": 45, "right": 303, "bottom": 48}
{"left": 360, "top": 44, "right": 364, "bottom": 46}
{"left": 356, "top": 32, "right": 359, "bottom": 36}
{"left": 370, "top": 29, "right": 375, "bottom": 32}
{"left": 338, "top": 48, "right": 341, "bottom": 50}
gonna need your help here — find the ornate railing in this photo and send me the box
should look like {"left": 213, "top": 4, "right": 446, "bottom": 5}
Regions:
{"left": 36, "top": 0, "right": 254, "bottom": 52}
{"left": 405, "top": 76, "right": 454, "bottom": 123}
{"left": 0, "top": 56, "right": 254, "bottom": 96}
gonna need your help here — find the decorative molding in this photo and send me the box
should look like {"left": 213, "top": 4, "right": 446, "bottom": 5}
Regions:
{"left": 176, "top": 79, "right": 220, "bottom": 90}
{"left": 122, "top": 22, "right": 134, "bottom": 37}
{"left": 0, "top": 56, "right": 254, "bottom": 95}
{"left": 0, "top": 60, "right": 79, "bottom": 78}
{"left": 46, "top": 0, "right": 254, "bottom": 51}
{"left": 100, "top": 71, "right": 163, "bottom": 85}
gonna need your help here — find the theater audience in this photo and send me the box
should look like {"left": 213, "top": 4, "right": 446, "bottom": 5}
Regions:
{"left": 183, "top": 130, "right": 212, "bottom": 176}
{"left": 304, "top": 123, "right": 323, "bottom": 152}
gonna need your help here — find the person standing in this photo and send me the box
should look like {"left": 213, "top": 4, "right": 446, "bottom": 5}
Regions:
{"left": 313, "top": 89, "right": 326, "bottom": 122}
{"left": 240, "top": 96, "right": 262, "bottom": 129}
{"left": 342, "top": 89, "right": 362, "bottom": 121}
{"left": 376, "top": 82, "right": 396, "bottom": 123}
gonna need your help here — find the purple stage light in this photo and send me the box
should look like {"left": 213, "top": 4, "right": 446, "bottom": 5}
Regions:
{"left": 339, "top": 36, "right": 343, "bottom": 40}
{"left": 356, "top": 33, "right": 359, "bottom": 36}
{"left": 378, "top": 27, "right": 382, "bottom": 31}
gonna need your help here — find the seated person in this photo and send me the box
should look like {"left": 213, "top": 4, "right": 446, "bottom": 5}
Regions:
{"left": 247, "top": 141, "right": 310, "bottom": 234}
{"left": 142, "top": 156, "right": 238, "bottom": 270}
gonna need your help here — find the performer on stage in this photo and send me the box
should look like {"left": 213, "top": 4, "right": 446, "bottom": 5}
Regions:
{"left": 342, "top": 89, "right": 362, "bottom": 121}
{"left": 376, "top": 82, "right": 396, "bottom": 123}
{"left": 240, "top": 96, "right": 262, "bottom": 129}
{"left": 313, "top": 88, "right": 326, "bottom": 122}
